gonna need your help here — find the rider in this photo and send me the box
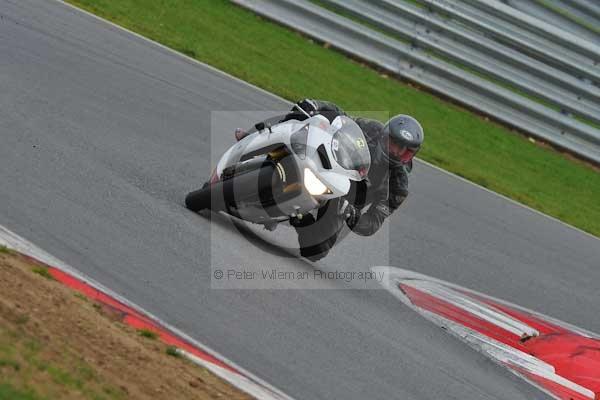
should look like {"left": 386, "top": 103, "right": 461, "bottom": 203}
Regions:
{"left": 286, "top": 99, "right": 424, "bottom": 260}
{"left": 235, "top": 99, "right": 424, "bottom": 260}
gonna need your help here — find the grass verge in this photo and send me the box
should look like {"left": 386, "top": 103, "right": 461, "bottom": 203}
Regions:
{"left": 0, "top": 250, "right": 252, "bottom": 400}
{"left": 165, "top": 346, "right": 181, "bottom": 358}
{"left": 65, "top": 0, "right": 600, "bottom": 238}
{"left": 32, "top": 267, "right": 55, "bottom": 281}
{"left": 138, "top": 328, "right": 159, "bottom": 340}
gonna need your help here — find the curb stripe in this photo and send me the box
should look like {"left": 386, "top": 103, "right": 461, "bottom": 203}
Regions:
{"left": 45, "top": 265, "right": 236, "bottom": 372}
{"left": 0, "top": 225, "right": 293, "bottom": 400}
{"left": 375, "top": 266, "right": 599, "bottom": 400}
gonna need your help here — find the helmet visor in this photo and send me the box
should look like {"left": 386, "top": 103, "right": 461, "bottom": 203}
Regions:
{"left": 385, "top": 136, "right": 417, "bottom": 163}
{"left": 398, "top": 148, "right": 416, "bottom": 163}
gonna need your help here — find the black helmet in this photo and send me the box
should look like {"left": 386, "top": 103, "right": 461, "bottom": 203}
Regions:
{"left": 379, "top": 115, "right": 424, "bottom": 165}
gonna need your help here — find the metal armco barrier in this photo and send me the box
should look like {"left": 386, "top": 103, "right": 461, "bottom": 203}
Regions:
{"left": 232, "top": 0, "right": 600, "bottom": 164}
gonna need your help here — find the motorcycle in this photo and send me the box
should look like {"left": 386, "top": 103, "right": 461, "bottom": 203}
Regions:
{"left": 185, "top": 106, "right": 371, "bottom": 232}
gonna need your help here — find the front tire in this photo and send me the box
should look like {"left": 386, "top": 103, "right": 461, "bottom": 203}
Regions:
{"left": 185, "top": 184, "right": 212, "bottom": 212}
{"left": 186, "top": 179, "right": 230, "bottom": 212}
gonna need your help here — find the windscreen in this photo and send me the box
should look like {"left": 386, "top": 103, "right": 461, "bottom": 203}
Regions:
{"left": 330, "top": 116, "right": 371, "bottom": 177}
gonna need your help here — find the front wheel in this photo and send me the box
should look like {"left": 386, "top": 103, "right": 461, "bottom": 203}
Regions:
{"left": 185, "top": 179, "right": 230, "bottom": 212}
{"left": 186, "top": 156, "right": 285, "bottom": 214}
{"left": 185, "top": 183, "right": 212, "bottom": 212}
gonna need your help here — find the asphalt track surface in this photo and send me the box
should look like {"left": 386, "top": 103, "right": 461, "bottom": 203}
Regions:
{"left": 2, "top": 2, "right": 600, "bottom": 399}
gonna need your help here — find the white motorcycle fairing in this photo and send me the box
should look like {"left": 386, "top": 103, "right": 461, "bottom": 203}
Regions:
{"left": 186, "top": 114, "right": 371, "bottom": 227}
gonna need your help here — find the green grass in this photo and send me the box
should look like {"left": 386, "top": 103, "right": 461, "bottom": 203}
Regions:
{"left": 137, "top": 329, "right": 159, "bottom": 340}
{"left": 74, "top": 292, "right": 88, "bottom": 302}
{"left": 0, "top": 359, "right": 21, "bottom": 371}
{"left": 0, "top": 245, "right": 12, "bottom": 254}
{"left": 165, "top": 346, "right": 180, "bottom": 358}
{"left": 65, "top": 0, "right": 600, "bottom": 238}
{"left": 31, "top": 267, "right": 55, "bottom": 281}
{"left": 0, "top": 383, "right": 42, "bottom": 400}
{"left": 0, "top": 331, "right": 124, "bottom": 400}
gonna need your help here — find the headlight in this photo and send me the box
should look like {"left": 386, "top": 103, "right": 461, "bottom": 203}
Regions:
{"left": 304, "top": 168, "right": 329, "bottom": 195}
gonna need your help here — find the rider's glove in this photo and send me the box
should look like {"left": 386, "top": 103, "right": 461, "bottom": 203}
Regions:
{"left": 296, "top": 99, "right": 318, "bottom": 115}
{"left": 289, "top": 213, "right": 316, "bottom": 228}
{"left": 341, "top": 201, "right": 360, "bottom": 230}
{"left": 373, "top": 202, "right": 392, "bottom": 218}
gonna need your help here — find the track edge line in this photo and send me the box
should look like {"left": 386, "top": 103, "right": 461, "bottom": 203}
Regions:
{"left": 0, "top": 224, "right": 294, "bottom": 400}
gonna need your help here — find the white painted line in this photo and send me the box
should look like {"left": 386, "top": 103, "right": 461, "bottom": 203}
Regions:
{"left": 374, "top": 266, "right": 599, "bottom": 339}
{"left": 180, "top": 349, "right": 286, "bottom": 400}
{"left": 407, "top": 280, "right": 539, "bottom": 338}
{"left": 436, "top": 314, "right": 594, "bottom": 400}
{"left": 374, "top": 266, "right": 598, "bottom": 400}
{"left": 57, "top": 0, "right": 599, "bottom": 244}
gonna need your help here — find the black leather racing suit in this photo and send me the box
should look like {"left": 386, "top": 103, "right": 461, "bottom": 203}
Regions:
{"left": 283, "top": 100, "right": 410, "bottom": 259}
{"left": 351, "top": 116, "right": 410, "bottom": 236}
